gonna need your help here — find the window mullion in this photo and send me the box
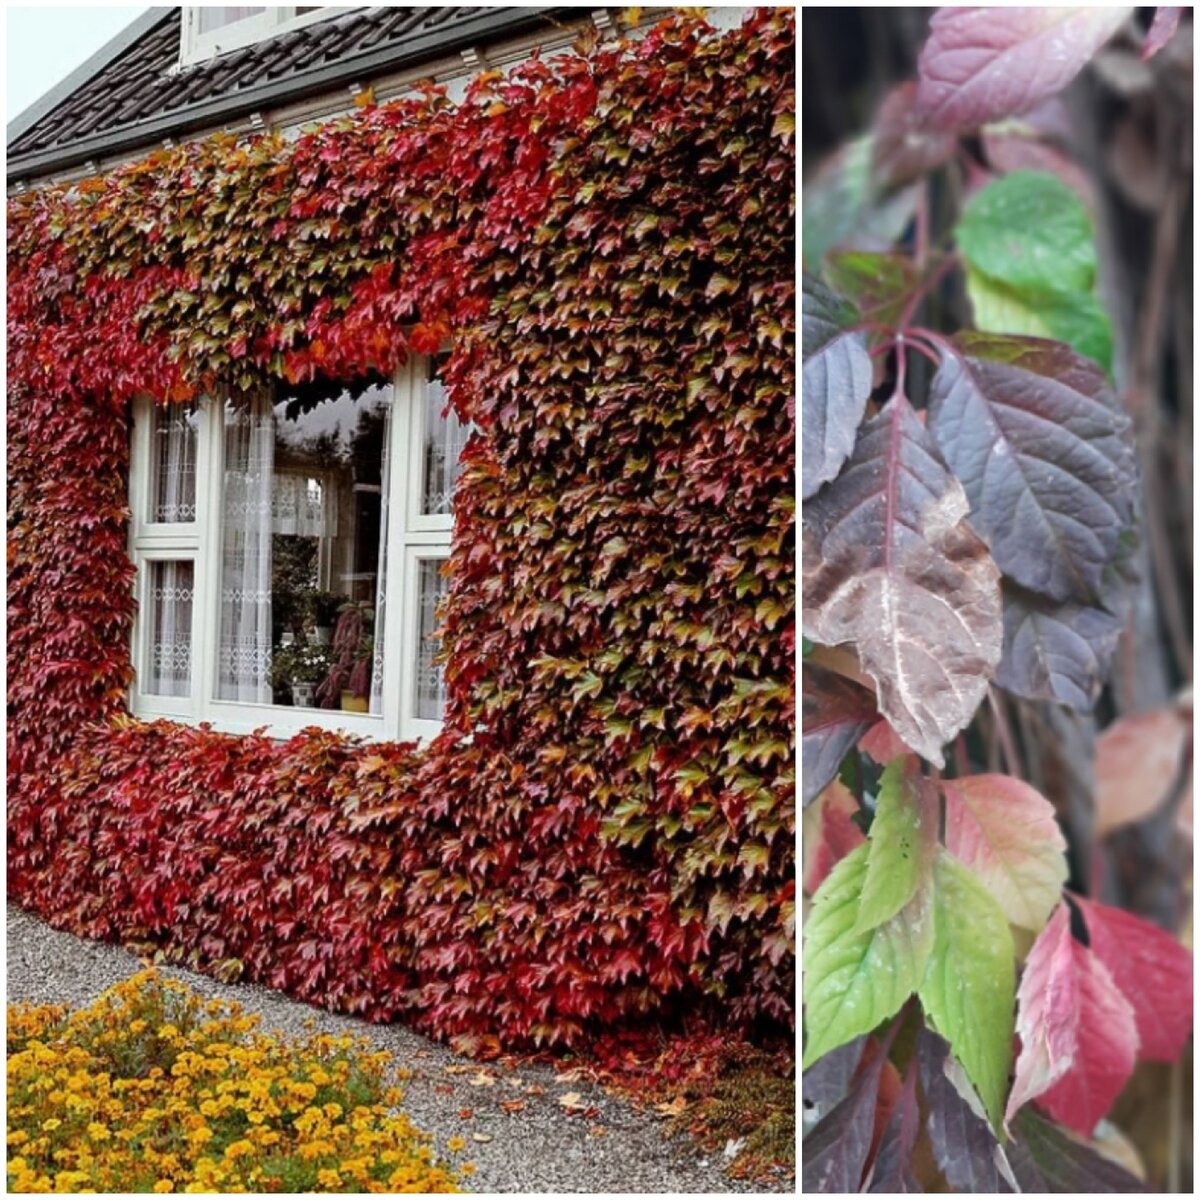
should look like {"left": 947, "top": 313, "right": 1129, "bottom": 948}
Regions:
{"left": 195, "top": 397, "right": 223, "bottom": 726}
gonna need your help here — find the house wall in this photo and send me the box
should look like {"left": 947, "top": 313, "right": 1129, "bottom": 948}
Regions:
{"left": 7, "top": 9, "right": 795, "bottom": 1047}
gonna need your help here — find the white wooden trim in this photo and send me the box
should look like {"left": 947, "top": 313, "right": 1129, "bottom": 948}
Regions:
{"left": 180, "top": 7, "right": 344, "bottom": 67}
{"left": 129, "top": 357, "right": 454, "bottom": 743}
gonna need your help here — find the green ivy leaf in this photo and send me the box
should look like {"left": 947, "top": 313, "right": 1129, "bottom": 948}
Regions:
{"left": 957, "top": 170, "right": 1095, "bottom": 295}
{"left": 855, "top": 757, "right": 931, "bottom": 933}
{"left": 917, "top": 849, "right": 1015, "bottom": 1135}
{"left": 956, "top": 170, "right": 1112, "bottom": 370}
{"left": 803, "top": 841, "right": 934, "bottom": 1069}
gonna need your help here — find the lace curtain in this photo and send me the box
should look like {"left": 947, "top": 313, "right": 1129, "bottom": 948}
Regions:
{"left": 371, "top": 402, "right": 393, "bottom": 711}
{"left": 218, "top": 394, "right": 274, "bottom": 703}
{"left": 150, "top": 403, "right": 197, "bottom": 523}
{"left": 147, "top": 561, "right": 194, "bottom": 696}
{"left": 423, "top": 377, "right": 470, "bottom": 515}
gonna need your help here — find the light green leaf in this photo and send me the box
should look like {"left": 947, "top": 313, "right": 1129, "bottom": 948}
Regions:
{"left": 918, "top": 849, "right": 1015, "bottom": 1135}
{"left": 855, "top": 757, "right": 933, "bottom": 933}
{"left": 957, "top": 170, "right": 1095, "bottom": 295}
{"left": 802, "top": 841, "right": 934, "bottom": 1068}
{"left": 965, "top": 266, "right": 1112, "bottom": 372}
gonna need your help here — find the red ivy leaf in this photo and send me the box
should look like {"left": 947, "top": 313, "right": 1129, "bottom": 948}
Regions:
{"left": 802, "top": 777, "right": 865, "bottom": 895}
{"left": 1006, "top": 902, "right": 1138, "bottom": 1135}
{"left": 915, "top": 7, "right": 1132, "bottom": 132}
{"left": 1074, "top": 894, "right": 1194, "bottom": 1063}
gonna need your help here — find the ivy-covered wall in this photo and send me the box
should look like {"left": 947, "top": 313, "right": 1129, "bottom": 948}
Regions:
{"left": 7, "top": 10, "right": 795, "bottom": 1049}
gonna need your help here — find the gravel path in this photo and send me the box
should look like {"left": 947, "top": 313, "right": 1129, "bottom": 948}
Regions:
{"left": 7, "top": 904, "right": 786, "bottom": 1193}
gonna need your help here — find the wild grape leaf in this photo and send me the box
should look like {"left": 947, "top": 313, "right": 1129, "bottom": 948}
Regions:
{"left": 915, "top": 7, "right": 1133, "bottom": 132}
{"left": 801, "top": 663, "right": 876, "bottom": 807}
{"left": 927, "top": 333, "right": 1136, "bottom": 605}
{"left": 964, "top": 266, "right": 1113, "bottom": 372}
{"left": 803, "top": 842, "right": 934, "bottom": 1068}
{"left": 802, "top": 392, "right": 1003, "bottom": 767}
{"left": 943, "top": 773, "right": 1068, "bottom": 932}
{"left": 1005, "top": 902, "right": 1138, "bottom": 1135}
{"left": 865, "top": 1057, "right": 921, "bottom": 1193}
{"left": 996, "top": 579, "right": 1126, "bottom": 709}
{"left": 803, "top": 136, "right": 921, "bottom": 267}
{"left": 1075, "top": 894, "right": 1194, "bottom": 1062}
{"left": 1142, "top": 6, "right": 1182, "bottom": 59}
{"left": 1093, "top": 707, "right": 1189, "bottom": 836}
{"left": 918, "top": 1029, "right": 1017, "bottom": 1193}
{"left": 824, "top": 250, "right": 920, "bottom": 330}
{"left": 856, "top": 758, "right": 937, "bottom": 933}
{"left": 1006, "top": 1107, "right": 1149, "bottom": 1192}
{"left": 803, "top": 778, "right": 866, "bottom": 895}
{"left": 958, "top": 171, "right": 1097, "bottom": 295}
{"left": 918, "top": 849, "right": 1015, "bottom": 1132}
{"left": 802, "top": 274, "right": 873, "bottom": 499}
{"left": 871, "top": 82, "right": 957, "bottom": 192}
{"left": 802, "top": 1027, "right": 898, "bottom": 1193}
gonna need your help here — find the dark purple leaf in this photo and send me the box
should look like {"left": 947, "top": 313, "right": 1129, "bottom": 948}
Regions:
{"left": 801, "top": 664, "right": 876, "bottom": 807}
{"left": 802, "top": 274, "right": 873, "bottom": 499}
{"left": 871, "top": 82, "right": 957, "bottom": 191}
{"left": 915, "top": 7, "right": 1131, "bottom": 132}
{"left": 1142, "top": 7, "right": 1182, "bottom": 59}
{"left": 802, "top": 392, "right": 1003, "bottom": 767}
{"left": 927, "top": 334, "right": 1136, "bottom": 606}
{"left": 866, "top": 1056, "right": 922, "bottom": 1192}
{"left": 824, "top": 251, "right": 921, "bottom": 331}
{"left": 997, "top": 580, "right": 1126, "bottom": 709}
{"left": 802, "top": 1034, "right": 867, "bottom": 1125}
{"left": 803, "top": 1033, "right": 894, "bottom": 1193}
{"left": 917, "top": 1028, "right": 1016, "bottom": 1194}
{"left": 1006, "top": 1107, "right": 1149, "bottom": 1192}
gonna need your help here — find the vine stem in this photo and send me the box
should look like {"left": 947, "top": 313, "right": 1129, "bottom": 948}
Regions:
{"left": 987, "top": 687, "right": 1023, "bottom": 781}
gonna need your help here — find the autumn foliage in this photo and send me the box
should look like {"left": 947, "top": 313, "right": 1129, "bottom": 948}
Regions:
{"left": 7, "top": 11, "right": 795, "bottom": 1051}
{"left": 801, "top": 5, "right": 1191, "bottom": 1194}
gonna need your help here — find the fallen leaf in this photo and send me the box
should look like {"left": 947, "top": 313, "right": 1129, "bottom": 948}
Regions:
{"left": 500, "top": 1099, "right": 525, "bottom": 1114}
{"left": 655, "top": 1096, "right": 688, "bottom": 1118}
{"left": 559, "top": 1091, "right": 587, "bottom": 1111}
{"left": 469, "top": 1073, "right": 497, "bottom": 1087}
{"left": 457, "top": 1108, "right": 474, "bottom": 1120}
{"left": 588, "top": 1124, "right": 608, "bottom": 1139}
{"left": 471, "top": 1132, "right": 493, "bottom": 1143}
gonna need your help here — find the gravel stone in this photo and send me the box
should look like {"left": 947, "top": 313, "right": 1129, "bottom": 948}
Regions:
{"left": 7, "top": 904, "right": 790, "bottom": 1193}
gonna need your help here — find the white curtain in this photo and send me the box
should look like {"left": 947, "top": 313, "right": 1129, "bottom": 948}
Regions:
{"left": 422, "top": 376, "right": 470, "bottom": 515}
{"left": 370, "top": 402, "right": 392, "bottom": 713}
{"left": 147, "top": 560, "right": 193, "bottom": 697}
{"left": 218, "top": 394, "right": 274, "bottom": 703}
{"left": 151, "top": 403, "right": 197, "bottom": 523}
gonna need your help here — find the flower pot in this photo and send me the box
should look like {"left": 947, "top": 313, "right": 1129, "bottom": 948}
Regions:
{"left": 291, "top": 682, "right": 315, "bottom": 708}
{"left": 313, "top": 625, "right": 332, "bottom": 646}
{"left": 341, "top": 691, "right": 369, "bottom": 713}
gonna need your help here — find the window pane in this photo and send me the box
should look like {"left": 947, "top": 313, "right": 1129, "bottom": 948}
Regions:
{"left": 218, "top": 383, "right": 391, "bottom": 713}
{"left": 145, "top": 561, "right": 193, "bottom": 697}
{"left": 196, "top": 7, "right": 266, "bottom": 34}
{"left": 420, "top": 370, "right": 470, "bottom": 516}
{"left": 148, "top": 402, "right": 199, "bottom": 523}
{"left": 415, "top": 558, "right": 448, "bottom": 720}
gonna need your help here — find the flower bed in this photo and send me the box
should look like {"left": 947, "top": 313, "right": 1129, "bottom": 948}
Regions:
{"left": 6, "top": 971, "right": 462, "bottom": 1194}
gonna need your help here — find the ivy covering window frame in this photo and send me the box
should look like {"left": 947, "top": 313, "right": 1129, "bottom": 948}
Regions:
{"left": 127, "top": 355, "right": 460, "bottom": 743}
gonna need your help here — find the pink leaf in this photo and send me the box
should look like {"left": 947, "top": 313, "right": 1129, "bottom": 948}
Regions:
{"left": 1006, "top": 903, "right": 1138, "bottom": 1135}
{"left": 803, "top": 778, "right": 866, "bottom": 895}
{"left": 1094, "top": 707, "right": 1188, "bottom": 836}
{"left": 942, "top": 774, "right": 1068, "bottom": 932}
{"left": 1075, "top": 894, "right": 1194, "bottom": 1063}
{"left": 916, "top": 7, "right": 1132, "bottom": 132}
{"left": 858, "top": 719, "right": 915, "bottom": 766}
{"left": 1142, "top": 7, "right": 1182, "bottom": 59}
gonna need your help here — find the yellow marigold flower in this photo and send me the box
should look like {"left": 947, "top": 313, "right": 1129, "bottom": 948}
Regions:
{"left": 317, "top": 1168, "right": 342, "bottom": 1188}
{"left": 41, "top": 1118, "right": 62, "bottom": 1132}
{"left": 447, "top": 1136, "right": 466, "bottom": 1152}
{"left": 154, "top": 1181, "right": 174, "bottom": 1193}
{"left": 129, "top": 1020, "right": 148, "bottom": 1035}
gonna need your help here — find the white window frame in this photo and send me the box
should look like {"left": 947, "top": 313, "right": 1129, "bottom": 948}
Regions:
{"left": 180, "top": 7, "right": 342, "bottom": 66}
{"left": 128, "top": 355, "right": 456, "bottom": 743}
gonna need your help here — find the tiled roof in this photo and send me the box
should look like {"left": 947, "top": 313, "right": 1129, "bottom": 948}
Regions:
{"left": 8, "top": 6, "right": 570, "bottom": 180}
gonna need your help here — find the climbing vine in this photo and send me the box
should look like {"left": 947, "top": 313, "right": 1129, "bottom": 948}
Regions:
{"left": 802, "top": 7, "right": 1191, "bottom": 1193}
{"left": 8, "top": 10, "right": 795, "bottom": 1050}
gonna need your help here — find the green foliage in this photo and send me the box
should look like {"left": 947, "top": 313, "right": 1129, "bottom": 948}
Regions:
{"left": 956, "top": 170, "right": 1112, "bottom": 369}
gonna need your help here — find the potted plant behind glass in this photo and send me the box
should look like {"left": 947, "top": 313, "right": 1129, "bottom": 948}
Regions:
{"left": 315, "top": 602, "right": 374, "bottom": 712}
{"left": 270, "top": 642, "right": 333, "bottom": 708}
{"left": 307, "top": 590, "right": 345, "bottom": 646}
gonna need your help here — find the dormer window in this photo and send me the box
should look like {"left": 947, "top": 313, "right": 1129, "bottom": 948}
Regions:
{"left": 181, "top": 6, "right": 333, "bottom": 65}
